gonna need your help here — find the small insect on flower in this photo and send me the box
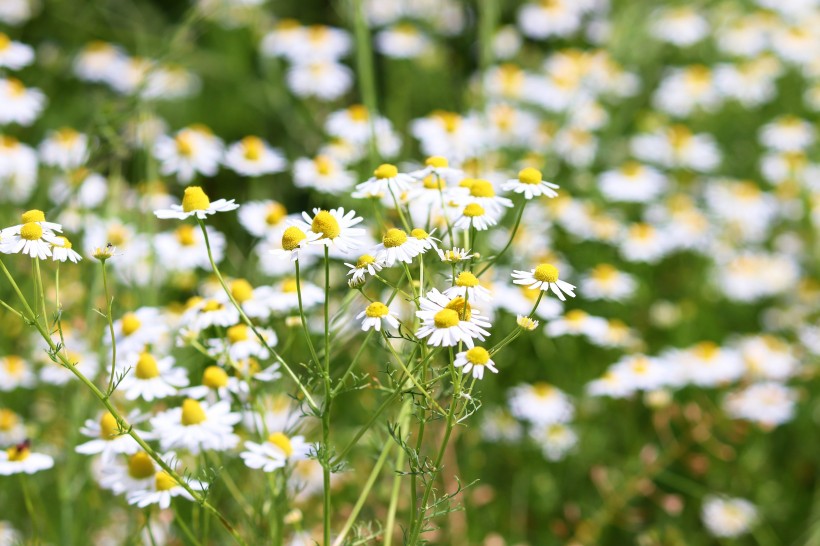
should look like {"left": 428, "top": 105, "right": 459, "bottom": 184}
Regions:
{"left": 511, "top": 263, "right": 577, "bottom": 301}
{"left": 154, "top": 186, "right": 239, "bottom": 220}
{"left": 357, "top": 301, "right": 400, "bottom": 332}
{"left": 502, "top": 167, "right": 560, "bottom": 200}
{"left": 454, "top": 346, "right": 498, "bottom": 379}
{"left": 453, "top": 202, "right": 497, "bottom": 231}
{"left": 50, "top": 236, "right": 82, "bottom": 263}
{"left": 345, "top": 254, "right": 384, "bottom": 285}
{"left": 353, "top": 163, "right": 414, "bottom": 199}
{"left": 241, "top": 432, "right": 313, "bottom": 472}
{"left": 92, "top": 243, "right": 117, "bottom": 261}
{"left": 0, "top": 440, "right": 54, "bottom": 475}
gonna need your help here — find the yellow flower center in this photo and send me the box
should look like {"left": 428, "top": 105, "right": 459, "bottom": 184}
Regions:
{"left": 281, "top": 279, "right": 298, "bottom": 293}
{"left": 433, "top": 308, "right": 460, "bottom": 328}
{"left": 565, "top": 309, "right": 588, "bottom": 323}
{"left": 533, "top": 264, "right": 559, "bottom": 283}
{"left": 100, "top": 412, "right": 119, "bottom": 440}
{"left": 6, "top": 445, "right": 29, "bottom": 462}
{"left": 694, "top": 341, "right": 719, "bottom": 360}
{"left": 455, "top": 271, "right": 480, "bottom": 287}
{"left": 7, "top": 78, "right": 25, "bottom": 97}
{"left": 356, "top": 254, "right": 376, "bottom": 268}
{"left": 227, "top": 324, "right": 249, "bottom": 344}
{"left": 465, "top": 347, "right": 490, "bottom": 365}
{"left": 437, "top": 112, "right": 461, "bottom": 133}
{"left": 107, "top": 225, "right": 127, "bottom": 247}
{"left": 267, "top": 432, "right": 294, "bottom": 457}
{"left": 135, "top": 353, "right": 160, "bottom": 379}
{"left": 265, "top": 202, "right": 287, "bottom": 225}
{"left": 175, "top": 225, "right": 197, "bottom": 246}
{"left": 154, "top": 471, "right": 177, "bottom": 491}
{"left": 175, "top": 133, "right": 195, "bottom": 157}
{"left": 533, "top": 382, "right": 554, "bottom": 397}
{"left": 242, "top": 136, "right": 264, "bottom": 161}
{"left": 21, "top": 209, "right": 45, "bottom": 223}
{"left": 469, "top": 180, "right": 495, "bottom": 198}
{"left": 128, "top": 452, "right": 155, "bottom": 479}
{"left": 20, "top": 223, "right": 43, "bottom": 241}
{"left": 0, "top": 33, "right": 9, "bottom": 51}
{"left": 3, "top": 356, "right": 25, "bottom": 377}
{"left": 202, "top": 300, "right": 223, "bottom": 312}
{"left": 374, "top": 163, "right": 398, "bottom": 179}
{"left": 231, "top": 279, "right": 254, "bottom": 303}
{"left": 314, "top": 155, "right": 334, "bottom": 176}
{"left": 181, "top": 398, "right": 207, "bottom": 425}
{"left": 591, "top": 264, "right": 617, "bottom": 282}
{"left": 348, "top": 104, "right": 369, "bottom": 121}
{"left": 202, "top": 366, "right": 229, "bottom": 389}
{"left": 411, "top": 228, "right": 429, "bottom": 239}
{"left": 181, "top": 186, "right": 211, "bottom": 212}
{"left": 445, "top": 297, "right": 472, "bottom": 321}
{"left": 426, "top": 156, "right": 448, "bottom": 168}
{"left": 311, "top": 211, "right": 341, "bottom": 240}
{"left": 53, "top": 236, "right": 72, "bottom": 249}
{"left": 422, "top": 175, "right": 446, "bottom": 190}
{"left": 0, "top": 409, "right": 18, "bottom": 431}
{"left": 620, "top": 161, "right": 643, "bottom": 177}
{"left": 463, "top": 203, "right": 485, "bottom": 218}
{"left": 121, "top": 313, "right": 141, "bottom": 336}
{"left": 365, "top": 302, "right": 389, "bottom": 318}
{"left": 281, "top": 226, "right": 307, "bottom": 251}
{"left": 518, "top": 168, "right": 543, "bottom": 185}
{"left": 382, "top": 228, "right": 408, "bottom": 248}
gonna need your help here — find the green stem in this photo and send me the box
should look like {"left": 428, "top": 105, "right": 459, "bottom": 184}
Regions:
{"left": 294, "top": 259, "right": 322, "bottom": 368}
{"left": 322, "top": 245, "right": 333, "bottom": 546}
{"left": 101, "top": 259, "right": 118, "bottom": 393}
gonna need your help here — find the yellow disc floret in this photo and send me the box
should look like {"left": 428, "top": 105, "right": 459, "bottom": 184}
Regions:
{"left": 356, "top": 254, "right": 376, "bottom": 268}
{"left": 154, "top": 471, "right": 177, "bottom": 491}
{"left": 463, "top": 203, "right": 485, "bottom": 218}
{"left": 100, "top": 412, "right": 119, "bottom": 440}
{"left": 265, "top": 202, "right": 287, "bottom": 225}
{"left": 518, "top": 168, "right": 543, "bottom": 185}
{"left": 267, "top": 432, "right": 294, "bottom": 457}
{"left": 445, "top": 297, "right": 472, "bottom": 321}
{"left": 425, "top": 156, "right": 448, "bottom": 168}
{"left": 411, "top": 228, "right": 429, "bottom": 239}
{"left": 6, "top": 445, "right": 29, "bottom": 462}
{"left": 242, "top": 136, "right": 264, "bottom": 161}
{"left": 281, "top": 226, "right": 307, "bottom": 251}
{"left": 365, "top": 302, "right": 389, "bottom": 318}
{"left": 374, "top": 163, "right": 398, "bottom": 179}
{"left": 181, "top": 398, "right": 207, "bottom": 426}
{"left": 533, "top": 264, "right": 559, "bottom": 283}
{"left": 465, "top": 347, "right": 490, "bottom": 366}
{"left": 382, "top": 228, "right": 408, "bottom": 248}
{"left": 53, "top": 236, "right": 72, "bottom": 249}
{"left": 21, "top": 209, "right": 45, "bottom": 223}
{"left": 175, "top": 225, "right": 196, "bottom": 246}
{"left": 135, "top": 353, "right": 160, "bottom": 379}
{"left": 202, "top": 366, "right": 229, "bottom": 389}
{"left": 433, "top": 308, "right": 460, "bottom": 328}
{"left": 422, "top": 175, "right": 446, "bottom": 190}
{"left": 231, "top": 279, "right": 254, "bottom": 303}
{"left": 227, "top": 324, "right": 249, "bottom": 344}
{"left": 311, "top": 210, "right": 340, "bottom": 240}
{"left": 0, "top": 409, "right": 18, "bottom": 431}
{"left": 202, "top": 300, "right": 223, "bottom": 312}
{"left": 469, "top": 179, "right": 496, "bottom": 198}
{"left": 127, "top": 452, "right": 155, "bottom": 479}
{"left": 455, "top": 271, "right": 480, "bottom": 287}
{"left": 121, "top": 313, "right": 141, "bottom": 336}
{"left": 181, "top": 186, "right": 211, "bottom": 212}
{"left": 20, "top": 222, "right": 43, "bottom": 241}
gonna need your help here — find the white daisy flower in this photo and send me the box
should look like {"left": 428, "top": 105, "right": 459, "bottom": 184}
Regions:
{"left": 409, "top": 228, "right": 441, "bottom": 254}
{"left": 0, "top": 33, "right": 34, "bottom": 70}
{"left": 511, "top": 263, "right": 576, "bottom": 301}
{"left": 454, "top": 346, "right": 498, "bottom": 380}
{"left": 50, "top": 236, "right": 83, "bottom": 263}
{"left": 598, "top": 162, "right": 668, "bottom": 204}
{"left": 0, "top": 442, "right": 54, "bottom": 475}
{"left": 270, "top": 226, "right": 321, "bottom": 262}
{"left": 286, "top": 60, "right": 352, "bottom": 101}
{"left": 117, "top": 352, "right": 189, "bottom": 402}
{"left": 155, "top": 224, "right": 226, "bottom": 272}
{"left": 356, "top": 301, "right": 400, "bottom": 332}
{"left": 75, "top": 412, "right": 145, "bottom": 464}
{"left": 106, "top": 307, "right": 169, "bottom": 354}
{"left": 545, "top": 309, "right": 609, "bottom": 339}
{"left": 98, "top": 451, "right": 157, "bottom": 495}
{"left": 374, "top": 23, "right": 432, "bottom": 59}
{"left": 150, "top": 399, "right": 241, "bottom": 454}
{"left": 126, "top": 465, "right": 205, "bottom": 509}
{"left": 508, "top": 382, "right": 574, "bottom": 425}
{"left": 415, "top": 289, "right": 491, "bottom": 348}
{"left": 294, "top": 207, "right": 365, "bottom": 255}
{"left": 207, "top": 324, "right": 276, "bottom": 363}
{"left": 38, "top": 128, "right": 89, "bottom": 170}
{"left": 373, "top": 228, "right": 424, "bottom": 266}
{"left": 501, "top": 167, "right": 559, "bottom": 200}
{"left": 224, "top": 136, "right": 287, "bottom": 177}
{"left": 444, "top": 271, "right": 492, "bottom": 302}
{"left": 724, "top": 382, "right": 797, "bottom": 428}
{"left": 345, "top": 254, "right": 384, "bottom": 285}
{"left": 241, "top": 432, "right": 313, "bottom": 473}
{"left": 293, "top": 155, "right": 355, "bottom": 195}
{"left": 0, "top": 219, "right": 61, "bottom": 260}
{"left": 436, "top": 247, "right": 475, "bottom": 263}
{"left": 153, "top": 126, "right": 223, "bottom": 183}
{"left": 181, "top": 298, "right": 240, "bottom": 332}
{"left": 154, "top": 186, "right": 239, "bottom": 220}
{"left": 353, "top": 163, "right": 414, "bottom": 199}
{"left": 458, "top": 178, "right": 513, "bottom": 217}
{"left": 0, "top": 409, "right": 26, "bottom": 446}
{"left": 701, "top": 496, "right": 757, "bottom": 538}
{"left": 48, "top": 169, "right": 108, "bottom": 209}
{"left": 453, "top": 202, "right": 497, "bottom": 231}
{"left": 530, "top": 423, "right": 578, "bottom": 461}
{"left": 579, "top": 264, "right": 636, "bottom": 301}
{"left": 0, "top": 78, "right": 45, "bottom": 126}
{"left": 237, "top": 200, "right": 289, "bottom": 238}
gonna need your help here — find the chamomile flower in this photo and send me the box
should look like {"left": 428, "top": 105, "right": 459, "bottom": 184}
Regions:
{"left": 295, "top": 208, "right": 365, "bottom": 254}
{"left": 182, "top": 298, "right": 240, "bottom": 331}
{"left": 374, "top": 228, "right": 424, "bottom": 266}
{"left": 353, "top": 163, "right": 414, "bottom": 199}
{"left": 207, "top": 324, "right": 276, "bottom": 362}
{"left": 530, "top": 423, "right": 578, "bottom": 462}
{"left": 444, "top": 271, "right": 492, "bottom": 302}
{"left": 580, "top": 264, "right": 636, "bottom": 301}
{"left": 453, "top": 202, "right": 497, "bottom": 231}
{"left": 98, "top": 451, "right": 157, "bottom": 495}
{"left": 107, "top": 307, "right": 169, "bottom": 354}
{"left": 293, "top": 155, "right": 356, "bottom": 195}
{"left": 48, "top": 169, "right": 107, "bottom": 209}
{"left": 724, "top": 382, "right": 797, "bottom": 427}
{"left": 238, "top": 200, "right": 290, "bottom": 238}
{"left": 0, "top": 135, "right": 38, "bottom": 203}
{"left": 436, "top": 247, "right": 475, "bottom": 263}
{"left": 508, "top": 383, "right": 574, "bottom": 425}
{"left": 224, "top": 136, "right": 287, "bottom": 177}
{"left": 270, "top": 226, "right": 321, "bottom": 262}
{"left": 155, "top": 224, "right": 226, "bottom": 271}
{"left": 241, "top": 432, "right": 312, "bottom": 472}
{"left": 286, "top": 60, "right": 353, "bottom": 101}
{"left": 0, "top": 441, "right": 54, "bottom": 475}
{"left": 153, "top": 127, "right": 223, "bottom": 182}
{"left": 502, "top": 168, "right": 559, "bottom": 200}
{"left": 126, "top": 464, "right": 205, "bottom": 509}
{"left": 459, "top": 178, "right": 513, "bottom": 217}
{"left": 154, "top": 186, "right": 239, "bottom": 220}
{"left": 546, "top": 309, "right": 609, "bottom": 339}
{"left": 415, "top": 289, "right": 491, "bottom": 348}
{"left": 511, "top": 263, "right": 576, "bottom": 301}
{"left": 375, "top": 23, "right": 433, "bottom": 59}
{"left": 0, "top": 33, "right": 34, "bottom": 70}
{"left": 357, "top": 301, "right": 400, "bottom": 332}
{"left": 345, "top": 254, "right": 384, "bottom": 285}
{"left": 75, "top": 412, "right": 144, "bottom": 464}
{"left": 150, "top": 399, "right": 241, "bottom": 454}
{"left": 454, "top": 347, "right": 498, "bottom": 380}
{"left": 701, "top": 496, "right": 758, "bottom": 538}
{"left": 0, "top": 78, "right": 45, "bottom": 126}
{"left": 0, "top": 409, "right": 26, "bottom": 446}
{"left": 0, "top": 217, "right": 61, "bottom": 260}
{"left": 117, "top": 352, "right": 189, "bottom": 402}
{"left": 39, "top": 128, "right": 89, "bottom": 170}
{"left": 409, "top": 156, "right": 464, "bottom": 183}
{"left": 598, "top": 162, "right": 668, "bottom": 203}
{"left": 50, "top": 236, "right": 82, "bottom": 263}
